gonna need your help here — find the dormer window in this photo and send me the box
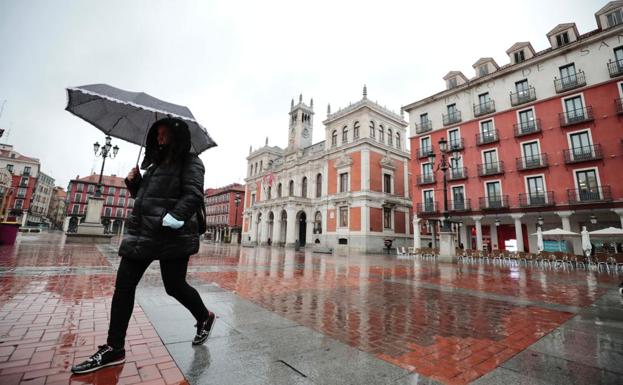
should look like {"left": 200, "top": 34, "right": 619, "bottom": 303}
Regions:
{"left": 478, "top": 65, "right": 489, "bottom": 77}
{"left": 607, "top": 8, "right": 623, "bottom": 27}
{"left": 447, "top": 78, "right": 458, "bottom": 89}
{"left": 556, "top": 32, "right": 570, "bottom": 47}
{"left": 514, "top": 50, "right": 525, "bottom": 64}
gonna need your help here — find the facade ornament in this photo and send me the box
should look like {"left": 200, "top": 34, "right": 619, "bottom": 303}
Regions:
{"left": 335, "top": 151, "right": 353, "bottom": 169}
{"left": 299, "top": 93, "right": 303, "bottom": 103}
{"left": 265, "top": 137, "right": 269, "bottom": 146}
{"left": 249, "top": 145, "right": 252, "bottom": 154}
{"left": 363, "top": 84, "right": 367, "bottom": 99}
{"left": 380, "top": 151, "right": 396, "bottom": 170}
{"left": 310, "top": 98, "right": 314, "bottom": 108}
{"left": 291, "top": 98, "right": 294, "bottom": 108}
{"left": 327, "top": 103, "right": 331, "bottom": 116}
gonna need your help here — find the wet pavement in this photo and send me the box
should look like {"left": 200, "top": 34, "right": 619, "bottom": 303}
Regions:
{"left": 0, "top": 232, "right": 622, "bottom": 384}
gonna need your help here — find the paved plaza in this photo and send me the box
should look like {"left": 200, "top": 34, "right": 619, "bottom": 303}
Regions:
{"left": 0, "top": 232, "right": 622, "bottom": 385}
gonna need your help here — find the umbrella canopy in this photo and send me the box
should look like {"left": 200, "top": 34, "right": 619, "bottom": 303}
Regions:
{"left": 65, "top": 84, "right": 217, "bottom": 155}
{"left": 531, "top": 228, "right": 580, "bottom": 237}
{"left": 589, "top": 227, "right": 623, "bottom": 237}
{"left": 536, "top": 226, "right": 544, "bottom": 253}
{"left": 581, "top": 226, "right": 592, "bottom": 255}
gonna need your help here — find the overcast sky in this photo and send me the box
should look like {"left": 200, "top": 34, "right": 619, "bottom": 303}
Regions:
{"left": 0, "top": 0, "right": 599, "bottom": 189}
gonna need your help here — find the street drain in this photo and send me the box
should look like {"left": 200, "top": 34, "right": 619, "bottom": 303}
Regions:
{"left": 277, "top": 360, "right": 307, "bottom": 377}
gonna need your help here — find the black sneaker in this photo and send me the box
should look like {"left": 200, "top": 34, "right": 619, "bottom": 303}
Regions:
{"left": 192, "top": 311, "right": 215, "bottom": 345}
{"left": 71, "top": 344, "right": 125, "bottom": 374}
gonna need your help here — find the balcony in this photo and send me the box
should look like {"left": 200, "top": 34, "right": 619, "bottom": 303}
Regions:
{"left": 563, "top": 144, "right": 603, "bottom": 164}
{"left": 559, "top": 106, "right": 594, "bottom": 127}
{"left": 22, "top": 170, "right": 30, "bottom": 176}
{"left": 416, "top": 201, "right": 438, "bottom": 214}
{"left": 416, "top": 173, "right": 436, "bottom": 185}
{"left": 554, "top": 70, "right": 586, "bottom": 93}
{"left": 448, "top": 167, "right": 468, "bottom": 181}
{"left": 567, "top": 186, "right": 612, "bottom": 205}
{"left": 479, "top": 195, "right": 510, "bottom": 210}
{"left": 616, "top": 98, "right": 623, "bottom": 115}
{"left": 516, "top": 153, "right": 548, "bottom": 171}
{"left": 448, "top": 138, "right": 464, "bottom": 151}
{"left": 450, "top": 199, "right": 471, "bottom": 212}
{"left": 473, "top": 100, "right": 496, "bottom": 117}
{"left": 415, "top": 120, "right": 433, "bottom": 134}
{"left": 417, "top": 146, "right": 434, "bottom": 159}
{"left": 477, "top": 161, "right": 504, "bottom": 176}
{"left": 442, "top": 111, "right": 462, "bottom": 126}
{"left": 519, "top": 191, "right": 555, "bottom": 208}
{"left": 510, "top": 86, "right": 536, "bottom": 106}
{"left": 607, "top": 59, "right": 623, "bottom": 77}
{"left": 513, "top": 119, "right": 541, "bottom": 137}
{"left": 475, "top": 130, "right": 499, "bottom": 146}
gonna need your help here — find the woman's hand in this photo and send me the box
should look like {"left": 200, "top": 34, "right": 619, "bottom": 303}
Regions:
{"left": 127, "top": 166, "right": 140, "bottom": 181}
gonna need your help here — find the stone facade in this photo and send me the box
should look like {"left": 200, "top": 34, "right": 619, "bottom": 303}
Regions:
{"left": 242, "top": 88, "right": 413, "bottom": 254}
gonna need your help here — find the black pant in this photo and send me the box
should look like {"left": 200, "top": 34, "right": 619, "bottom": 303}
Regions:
{"left": 107, "top": 256, "right": 209, "bottom": 349}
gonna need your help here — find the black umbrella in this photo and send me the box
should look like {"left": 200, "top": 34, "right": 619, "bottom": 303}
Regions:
{"left": 65, "top": 84, "right": 217, "bottom": 163}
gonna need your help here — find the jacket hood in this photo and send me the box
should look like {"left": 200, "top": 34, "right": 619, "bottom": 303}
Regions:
{"left": 141, "top": 117, "right": 191, "bottom": 169}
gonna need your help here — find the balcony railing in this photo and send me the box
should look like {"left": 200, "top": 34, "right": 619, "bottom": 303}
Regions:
{"left": 476, "top": 130, "right": 499, "bottom": 146}
{"left": 416, "top": 173, "right": 436, "bottom": 185}
{"left": 519, "top": 191, "right": 555, "bottom": 208}
{"left": 510, "top": 86, "right": 536, "bottom": 106}
{"left": 442, "top": 111, "right": 462, "bottom": 126}
{"left": 607, "top": 59, "right": 623, "bottom": 77}
{"left": 417, "top": 146, "right": 434, "bottom": 159}
{"left": 567, "top": 186, "right": 612, "bottom": 205}
{"left": 513, "top": 119, "right": 541, "bottom": 137}
{"left": 473, "top": 100, "right": 496, "bottom": 117}
{"left": 448, "top": 138, "right": 464, "bottom": 151}
{"left": 554, "top": 70, "right": 586, "bottom": 93}
{"left": 416, "top": 201, "right": 438, "bottom": 214}
{"left": 477, "top": 161, "right": 504, "bottom": 176}
{"left": 448, "top": 167, "right": 467, "bottom": 181}
{"left": 516, "top": 153, "right": 548, "bottom": 171}
{"left": 559, "top": 106, "right": 594, "bottom": 127}
{"left": 563, "top": 144, "right": 603, "bottom": 164}
{"left": 479, "top": 195, "right": 510, "bottom": 210}
{"left": 415, "top": 120, "right": 433, "bottom": 134}
{"left": 450, "top": 199, "right": 471, "bottom": 212}
{"left": 616, "top": 98, "right": 623, "bottom": 115}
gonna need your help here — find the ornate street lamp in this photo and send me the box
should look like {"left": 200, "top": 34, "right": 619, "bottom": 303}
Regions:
{"left": 428, "top": 137, "right": 460, "bottom": 232}
{"left": 93, "top": 136, "right": 119, "bottom": 197}
{"left": 234, "top": 193, "right": 241, "bottom": 227}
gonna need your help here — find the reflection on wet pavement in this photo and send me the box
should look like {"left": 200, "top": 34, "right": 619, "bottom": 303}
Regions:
{"left": 0, "top": 233, "right": 622, "bottom": 385}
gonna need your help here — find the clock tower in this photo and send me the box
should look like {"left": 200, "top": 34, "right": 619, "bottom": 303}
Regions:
{"left": 287, "top": 94, "right": 314, "bottom": 151}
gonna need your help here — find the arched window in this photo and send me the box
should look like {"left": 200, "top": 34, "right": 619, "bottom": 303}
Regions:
{"left": 267, "top": 186, "right": 272, "bottom": 200}
{"left": 396, "top": 132, "right": 401, "bottom": 148}
{"left": 369, "top": 121, "right": 375, "bottom": 139}
{"left": 301, "top": 177, "right": 307, "bottom": 198}
{"left": 379, "top": 125, "right": 385, "bottom": 143}
{"left": 254, "top": 162, "right": 257, "bottom": 174}
{"left": 277, "top": 183, "right": 282, "bottom": 197}
{"left": 331, "top": 130, "right": 337, "bottom": 147}
{"left": 342, "top": 126, "right": 348, "bottom": 143}
{"left": 314, "top": 211, "right": 322, "bottom": 234}
{"left": 316, "top": 173, "right": 322, "bottom": 198}
{"left": 353, "top": 121, "right": 360, "bottom": 139}
{"left": 259, "top": 160, "right": 263, "bottom": 172}
{"left": 387, "top": 128, "right": 393, "bottom": 146}
{"left": 289, "top": 180, "right": 294, "bottom": 196}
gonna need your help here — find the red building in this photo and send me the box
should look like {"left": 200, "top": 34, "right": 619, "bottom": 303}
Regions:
{"left": 64, "top": 174, "right": 134, "bottom": 234}
{"left": 205, "top": 183, "right": 245, "bottom": 243}
{"left": 0, "top": 144, "right": 41, "bottom": 225}
{"left": 404, "top": 2, "right": 623, "bottom": 254}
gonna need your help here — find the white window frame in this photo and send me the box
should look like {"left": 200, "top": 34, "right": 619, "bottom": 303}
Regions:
{"left": 481, "top": 148, "right": 499, "bottom": 165}
{"left": 421, "top": 189, "right": 435, "bottom": 212}
{"left": 447, "top": 127, "right": 461, "bottom": 149}
{"left": 519, "top": 138, "right": 542, "bottom": 168}
{"left": 617, "top": 80, "right": 623, "bottom": 98}
{"left": 572, "top": 166, "right": 603, "bottom": 200}
{"left": 523, "top": 173, "right": 549, "bottom": 205}
{"left": 338, "top": 206, "right": 349, "bottom": 228}
{"left": 515, "top": 106, "right": 536, "bottom": 125}
{"left": 561, "top": 92, "right": 586, "bottom": 114}
{"left": 478, "top": 118, "right": 496, "bottom": 135}
{"left": 566, "top": 128, "right": 595, "bottom": 161}
{"left": 449, "top": 184, "right": 466, "bottom": 210}
{"left": 382, "top": 170, "right": 394, "bottom": 194}
{"left": 337, "top": 171, "right": 350, "bottom": 194}
{"left": 483, "top": 179, "right": 503, "bottom": 209}
{"left": 420, "top": 135, "right": 432, "bottom": 154}
{"left": 383, "top": 206, "right": 394, "bottom": 230}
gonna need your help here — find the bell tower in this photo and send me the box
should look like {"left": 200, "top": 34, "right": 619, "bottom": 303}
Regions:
{"left": 287, "top": 94, "right": 314, "bottom": 151}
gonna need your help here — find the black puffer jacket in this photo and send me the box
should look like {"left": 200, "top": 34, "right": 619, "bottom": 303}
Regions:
{"left": 119, "top": 118, "right": 204, "bottom": 260}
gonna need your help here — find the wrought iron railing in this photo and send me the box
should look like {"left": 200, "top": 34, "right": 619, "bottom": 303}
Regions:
{"left": 554, "top": 70, "right": 586, "bottom": 93}
{"left": 559, "top": 106, "right": 594, "bottom": 127}
{"left": 510, "top": 86, "right": 536, "bottom": 106}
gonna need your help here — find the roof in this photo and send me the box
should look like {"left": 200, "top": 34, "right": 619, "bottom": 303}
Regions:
{"left": 547, "top": 22, "right": 577, "bottom": 36}
{"left": 71, "top": 173, "right": 126, "bottom": 188}
{"left": 0, "top": 149, "right": 40, "bottom": 164}
{"left": 505, "top": 42, "right": 534, "bottom": 54}
{"left": 205, "top": 183, "right": 245, "bottom": 197}
{"left": 472, "top": 57, "right": 499, "bottom": 69}
{"left": 443, "top": 71, "right": 467, "bottom": 80}
{"left": 596, "top": 1, "right": 623, "bottom": 15}
{"left": 323, "top": 97, "right": 406, "bottom": 126}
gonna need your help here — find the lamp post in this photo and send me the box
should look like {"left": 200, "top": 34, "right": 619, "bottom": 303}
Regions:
{"left": 93, "top": 136, "right": 119, "bottom": 197}
{"left": 234, "top": 193, "right": 241, "bottom": 243}
{"left": 428, "top": 137, "right": 460, "bottom": 232}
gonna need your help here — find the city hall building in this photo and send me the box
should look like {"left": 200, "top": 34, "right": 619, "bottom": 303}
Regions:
{"left": 404, "top": 2, "right": 623, "bottom": 255}
{"left": 241, "top": 88, "right": 412, "bottom": 253}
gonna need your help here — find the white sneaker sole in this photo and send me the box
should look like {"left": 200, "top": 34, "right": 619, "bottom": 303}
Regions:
{"left": 192, "top": 318, "right": 215, "bottom": 345}
{"left": 71, "top": 358, "right": 126, "bottom": 374}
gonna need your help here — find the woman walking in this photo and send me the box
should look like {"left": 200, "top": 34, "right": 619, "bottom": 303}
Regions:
{"left": 72, "top": 118, "right": 215, "bottom": 374}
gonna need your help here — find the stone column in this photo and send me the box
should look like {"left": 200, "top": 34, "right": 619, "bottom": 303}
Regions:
{"left": 285, "top": 208, "right": 297, "bottom": 248}
{"left": 472, "top": 216, "right": 483, "bottom": 251}
{"left": 511, "top": 213, "right": 524, "bottom": 252}
{"left": 459, "top": 223, "right": 468, "bottom": 249}
{"left": 557, "top": 211, "right": 573, "bottom": 231}
{"left": 413, "top": 216, "right": 421, "bottom": 249}
{"left": 490, "top": 223, "right": 498, "bottom": 250}
{"left": 613, "top": 208, "right": 623, "bottom": 228}
{"left": 430, "top": 220, "right": 437, "bottom": 249}
{"left": 306, "top": 219, "right": 314, "bottom": 246}
{"left": 273, "top": 217, "right": 282, "bottom": 246}
{"left": 249, "top": 214, "right": 257, "bottom": 244}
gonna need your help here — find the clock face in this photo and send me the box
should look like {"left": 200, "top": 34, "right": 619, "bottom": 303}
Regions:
{"left": 302, "top": 128, "right": 309, "bottom": 138}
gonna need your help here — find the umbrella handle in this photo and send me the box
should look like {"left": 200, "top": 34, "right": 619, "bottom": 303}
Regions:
{"left": 136, "top": 145, "right": 143, "bottom": 167}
